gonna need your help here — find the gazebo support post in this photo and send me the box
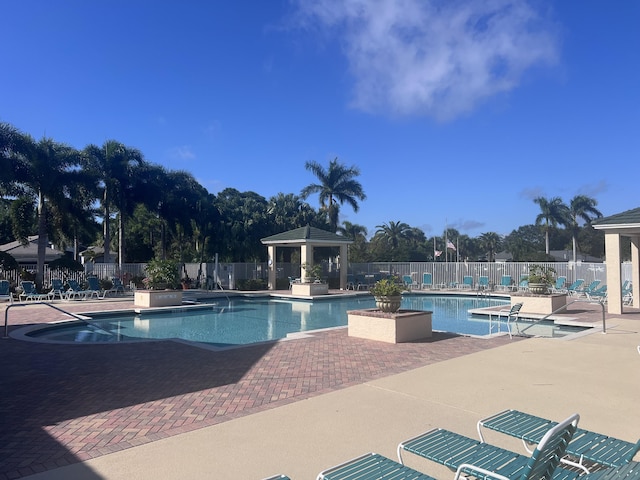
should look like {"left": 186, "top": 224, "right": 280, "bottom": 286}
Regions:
{"left": 604, "top": 233, "right": 623, "bottom": 314}
{"left": 267, "top": 245, "right": 276, "bottom": 290}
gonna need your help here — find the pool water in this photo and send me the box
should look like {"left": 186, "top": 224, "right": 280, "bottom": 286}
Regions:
{"left": 25, "top": 295, "right": 582, "bottom": 346}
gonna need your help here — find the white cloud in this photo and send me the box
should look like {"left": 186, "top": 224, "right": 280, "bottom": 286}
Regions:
{"left": 168, "top": 145, "right": 196, "bottom": 161}
{"left": 291, "top": 0, "right": 559, "bottom": 121}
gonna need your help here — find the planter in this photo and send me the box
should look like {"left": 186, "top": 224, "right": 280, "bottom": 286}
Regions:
{"left": 528, "top": 283, "right": 549, "bottom": 295}
{"left": 134, "top": 290, "right": 183, "bottom": 308}
{"left": 510, "top": 293, "right": 567, "bottom": 315}
{"left": 374, "top": 295, "right": 402, "bottom": 313}
{"left": 291, "top": 282, "right": 329, "bottom": 296}
{"left": 348, "top": 309, "right": 433, "bottom": 343}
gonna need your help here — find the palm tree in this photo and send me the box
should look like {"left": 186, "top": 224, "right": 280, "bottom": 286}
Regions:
{"left": 534, "top": 196, "right": 570, "bottom": 255}
{"left": 478, "top": 232, "right": 503, "bottom": 262}
{"left": 12, "top": 135, "right": 83, "bottom": 288}
{"left": 337, "top": 221, "right": 368, "bottom": 241}
{"left": 85, "top": 141, "right": 144, "bottom": 266}
{"left": 300, "top": 157, "right": 366, "bottom": 233}
{"left": 374, "top": 221, "right": 411, "bottom": 260}
{"left": 568, "top": 195, "right": 602, "bottom": 262}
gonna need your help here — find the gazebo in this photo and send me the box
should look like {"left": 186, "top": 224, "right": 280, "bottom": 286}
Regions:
{"left": 592, "top": 207, "right": 640, "bottom": 313}
{"left": 260, "top": 226, "right": 353, "bottom": 291}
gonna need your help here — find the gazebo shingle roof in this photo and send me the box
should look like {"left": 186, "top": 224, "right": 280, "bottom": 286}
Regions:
{"left": 261, "top": 226, "right": 352, "bottom": 245}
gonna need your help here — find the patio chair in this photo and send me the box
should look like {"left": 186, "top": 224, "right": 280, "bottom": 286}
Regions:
{"left": 459, "top": 276, "right": 473, "bottom": 289}
{"left": 478, "top": 276, "right": 490, "bottom": 291}
{"left": 496, "top": 302, "right": 523, "bottom": 338}
{"left": 566, "top": 279, "right": 585, "bottom": 296}
{"left": 496, "top": 275, "right": 514, "bottom": 291}
{"left": 317, "top": 452, "right": 436, "bottom": 480}
{"left": 421, "top": 272, "right": 433, "bottom": 290}
{"left": 403, "top": 274, "right": 419, "bottom": 290}
{"left": 478, "top": 409, "right": 640, "bottom": 473}
{"left": 576, "top": 280, "right": 601, "bottom": 297}
{"left": 66, "top": 279, "right": 95, "bottom": 300}
{"left": 622, "top": 280, "right": 633, "bottom": 305}
{"left": 110, "top": 277, "right": 127, "bottom": 295}
{"left": 19, "top": 281, "right": 53, "bottom": 302}
{"left": 86, "top": 276, "right": 106, "bottom": 299}
{"left": 586, "top": 284, "right": 607, "bottom": 302}
{"left": 398, "top": 413, "right": 580, "bottom": 480}
{"left": 0, "top": 279, "right": 13, "bottom": 303}
{"left": 49, "top": 278, "right": 66, "bottom": 300}
{"left": 517, "top": 278, "right": 529, "bottom": 292}
{"left": 550, "top": 276, "right": 567, "bottom": 293}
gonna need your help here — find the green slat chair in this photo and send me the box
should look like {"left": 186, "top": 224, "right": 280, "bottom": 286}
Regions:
{"left": 317, "top": 452, "right": 435, "bottom": 480}
{"left": 478, "top": 409, "right": 640, "bottom": 473}
{"left": 398, "top": 413, "right": 580, "bottom": 480}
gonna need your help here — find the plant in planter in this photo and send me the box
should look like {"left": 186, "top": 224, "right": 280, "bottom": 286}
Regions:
{"left": 526, "top": 264, "right": 556, "bottom": 295}
{"left": 143, "top": 259, "right": 180, "bottom": 290}
{"left": 302, "top": 262, "right": 324, "bottom": 283}
{"left": 370, "top": 278, "right": 403, "bottom": 313}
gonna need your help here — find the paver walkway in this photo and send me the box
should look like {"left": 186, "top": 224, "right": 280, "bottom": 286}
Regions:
{"left": 1, "top": 298, "right": 516, "bottom": 480}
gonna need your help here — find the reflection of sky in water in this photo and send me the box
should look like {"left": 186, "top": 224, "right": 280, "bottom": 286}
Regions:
{"left": 30, "top": 295, "right": 577, "bottom": 346}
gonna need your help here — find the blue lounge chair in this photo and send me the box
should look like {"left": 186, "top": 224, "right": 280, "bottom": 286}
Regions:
{"left": 478, "top": 276, "right": 490, "bottom": 291}
{"left": 0, "top": 279, "right": 13, "bottom": 303}
{"left": 403, "top": 275, "right": 418, "bottom": 290}
{"left": 49, "top": 278, "right": 66, "bottom": 300}
{"left": 421, "top": 272, "right": 433, "bottom": 290}
{"left": 398, "top": 413, "right": 580, "bottom": 479}
{"left": 622, "top": 280, "right": 633, "bottom": 305}
{"left": 86, "top": 276, "right": 106, "bottom": 299}
{"left": 19, "top": 281, "right": 53, "bottom": 301}
{"left": 586, "top": 284, "right": 607, "bottom": 302}
{"left": 551, "top": 276, "right": 567, "bottom": 293}
{"left": 459, "top": 276, "right": 473, "bottom": 290}
{"left": 566, "top": 279, "right": 585, "bottom": 296}
{"left": 497, "top": 275, "right": 514, "bottom": 291}
{"left": 318, "top": 452, "right": 435, "bottom": 480}
{"left": 66, "top": 279, "right": 96, "bottom": 300}
{"left": 576, "top": 280, "right": 601, "bottom": 297}
{"left": 478, "top": 409, "right": 640, "bottom": 474}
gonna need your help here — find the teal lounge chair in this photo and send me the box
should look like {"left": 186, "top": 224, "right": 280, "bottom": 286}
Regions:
{"left": 421, "top": 272, "right": 433, "bottom": 290}
{"left": 261, "top": 476, "right": 291, "bottom": 480}
{"left": 622, "top": 280, "right": 633, "bottom": 305}
{"left": 86, "top": 276, "right": 106, "bottom": 299}
{"left": 518, "top": 278, "right": 529, "bottom": 292}
{"left": 478, "top": 276, "right": 490, "bottom": 290}
{"left": 398, "top": 413, "right": 580, "bottom": 480}
{"left": 551, "top": 276, "right": 567, "bottom": 293}
{"left": 478, "top": 409, "right": 640, "bottom": 473}
{"left": 497, "top": 275, "right": 514, "bottom": 291}
{"left": 459, "top": 276, "right": 473, "bottom": 289}
{"left": 0, "top": 279, "right": 13, "bottom": 303}
{"left": 318, "top": 452, "right": 436, "bottom": 480}
{"left": 49, "top": 278, "right": 66, "bottom": 300}
{"left": 403, "top": 275, "right": 418, "bottom": 290}
{"left": 576, "top": 280, "right": 601, "bottom": 297}
{"left": 19, "top": 281, "right": 53, "bottom": 302}
{"left": 586, "top": 284, "right": 607, "bottom": 302}
{"left": 566, "top": 279, "right": 585, "bottom": 296}
{"left": 66, "top": 279, "right": 95, "bottom": 300}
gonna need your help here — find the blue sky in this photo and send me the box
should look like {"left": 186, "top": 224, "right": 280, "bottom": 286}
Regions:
{"left": 2, "top": 0, "right": 639, "bottom": 239}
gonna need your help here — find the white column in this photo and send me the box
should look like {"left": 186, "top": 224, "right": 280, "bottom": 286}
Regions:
{"left": 300, "top": 244, "right": 313, "bottom": 282}
{"left": 604, "top": 233, "right": 622, "bottom": 314}
{"left": 267, "top": 245, "right": 276, "bottom": 290}
{"left": 631, "top": 235, "right": 640, "bottom": 308}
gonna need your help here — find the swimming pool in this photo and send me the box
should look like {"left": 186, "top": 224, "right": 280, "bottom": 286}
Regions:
{"left": 23, "top": 295, "right": 502, "bottom": 344}
{"left": 22, "top": 295, "right": 583, "bottom": 346}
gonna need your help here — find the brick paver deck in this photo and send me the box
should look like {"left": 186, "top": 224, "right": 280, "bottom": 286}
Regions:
{"left": 1, "top": 295, "right": 636, "bottom": 479}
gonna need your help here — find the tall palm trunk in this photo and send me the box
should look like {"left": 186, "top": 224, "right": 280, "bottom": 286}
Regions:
{"left": 103, "top": 190, "right": 111, "bottom": 263}
{"left": 36, "top": 191, "right": 47, "bottom": 290}
{"left": 118, "top": 212, "right": 125, "bottom": 270}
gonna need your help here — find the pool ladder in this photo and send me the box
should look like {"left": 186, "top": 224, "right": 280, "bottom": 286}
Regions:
{"left": 3, "top": 301, "right": 91, "bottom": 339}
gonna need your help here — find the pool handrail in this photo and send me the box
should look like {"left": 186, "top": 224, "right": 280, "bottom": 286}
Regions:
{"left": 3, "top": 301, "right": 91, "bottom": 339}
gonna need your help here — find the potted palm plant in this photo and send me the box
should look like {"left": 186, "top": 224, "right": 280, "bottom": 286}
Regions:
{"left": 526, "top": 264, "right": 556, "bottom": 295}
{"left": 370, "top": 278, "right": 403, "bottom": 312}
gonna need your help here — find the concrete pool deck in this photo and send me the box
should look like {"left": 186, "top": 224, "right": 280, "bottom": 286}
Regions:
{"left": 2, "top": 292, "right": 640, "bottom": 479}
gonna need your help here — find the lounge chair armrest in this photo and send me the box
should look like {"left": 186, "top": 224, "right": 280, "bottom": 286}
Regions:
{"left": 455, "top": 463, "right": 510, "bottom": 480}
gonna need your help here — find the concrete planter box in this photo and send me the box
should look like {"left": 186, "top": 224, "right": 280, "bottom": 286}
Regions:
{"left": 134, "top": 290, "right": 183, "bottom": 308}
{"left": 291, "top": 282, "right": 329, "bottom": 296}
{"left": 511, "top": 293, "right": 567, "bottom": 315}
{"left": 347, "top": 309, "right": 432, "bottom": 343}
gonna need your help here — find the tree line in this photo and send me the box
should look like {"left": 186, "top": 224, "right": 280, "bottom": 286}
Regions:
{"left": 1, "top": 121, "right": 606, "bottom": 289}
